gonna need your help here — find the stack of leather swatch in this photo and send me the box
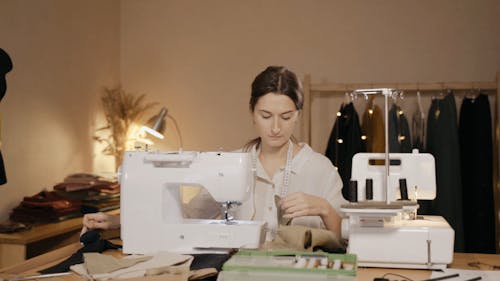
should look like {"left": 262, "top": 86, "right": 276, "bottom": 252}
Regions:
{"left": 9, "top": 173, "right": 120, "bottom": 224}
{"left": 10, "top": 190, "right": 82, "bottom": 223}
{"left": 53, "top": 173, "right": 121, "bottom": 214}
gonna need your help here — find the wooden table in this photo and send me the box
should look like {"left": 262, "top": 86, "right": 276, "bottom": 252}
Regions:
{"left": 0, "top": 209, "right": 119, "bottom": 268}
{"left": 1, "top": 243, "right": 498, "bottom": 281}
{"left": 356, "top": 253, "right": 500, "bottom": 280}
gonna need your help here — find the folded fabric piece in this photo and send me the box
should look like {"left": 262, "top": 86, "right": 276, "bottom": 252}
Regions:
{"left": 84, "top": 253, "right": 152, "bottom": 275}
{"left": 71, "top": 252, "right": 193, "bottom": 281}
{"left": 190, "top": 254, "right": 232, "bottom": 272}
{"left": 10, "top": 190, "right": 82, "bottom": 223}
{"left": 81, "top": 193, "right": 120, "bottom": 213}
{"left": 269, "top": 194, "right": 344, "bottom": 252}
{"left": 262, "top": 225, "right": 345, "bottom": 253}
{"left": 39, "top": 239, "right": 122, "bottom": 274}
{"left": 10, "top": 208, "right": 82, "bottom": 223}
{"left": 81, "top": 202, "right": 120, "bottom": 214}
{"left": 54, "top": 180, "right": 119, "bottom": 193}
{"left": 64, "top": 173, "right": 101, "bottom": 183}
{"left": 21, "top": 190, "right": 81, "bottom": 208}
{"left": 82, "top": 193, "right": 120, "bottom": 204}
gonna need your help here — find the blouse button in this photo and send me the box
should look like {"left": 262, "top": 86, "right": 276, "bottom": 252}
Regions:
{"left": 268, "top": 206, "right": 272, "bottom": 211}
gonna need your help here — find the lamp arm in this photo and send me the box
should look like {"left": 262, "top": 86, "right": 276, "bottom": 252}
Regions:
{"left": 167, "top": 114, "right": 183, "bottom": 152}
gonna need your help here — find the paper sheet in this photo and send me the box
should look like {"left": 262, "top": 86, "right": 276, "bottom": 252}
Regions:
{"left": 430, "top": 268, "right": 500, "bottom": 281}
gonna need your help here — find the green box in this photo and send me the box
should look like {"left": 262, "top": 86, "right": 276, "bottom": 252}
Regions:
{"left": 218, "top": 250, "right": 357, "bottom": 281}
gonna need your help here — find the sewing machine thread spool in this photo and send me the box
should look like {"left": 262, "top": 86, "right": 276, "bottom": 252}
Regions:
{"left": 399, "top": 178, "right": 409, "bottom": 200}
{"left": 365, "top": 178, "right": 373, "bottom": 200}
{"left": 349, "top": 180, "right": 358, "bottom": 202}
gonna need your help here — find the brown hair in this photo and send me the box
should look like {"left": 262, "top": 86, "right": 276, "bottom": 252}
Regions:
{"left": 244, "top": 66, "right": 303, "bottom": 151}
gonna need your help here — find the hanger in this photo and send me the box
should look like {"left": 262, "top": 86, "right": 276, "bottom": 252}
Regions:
{"left": 398, "top": 90, "right": 405, "bottom": 105}
{"left": 391, "top": 89, "right": 398, "bottom": 107}
{"left": 465, "top": 84, "right": 480, "bottom": 101}
{"left": 344, "top": 91, "right": 350, "bottom": 104}
{"left": 416, "top": 90, "right": 425, "bottom": 119}
{"left": 432, "top": 83, "right": 446, "bottom": 100}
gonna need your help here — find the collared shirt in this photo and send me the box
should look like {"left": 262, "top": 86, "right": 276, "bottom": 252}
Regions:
{"left": 235, "top": 142, "right": 347, "bottom": 241}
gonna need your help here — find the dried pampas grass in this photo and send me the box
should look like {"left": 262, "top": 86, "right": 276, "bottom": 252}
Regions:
{"left": 94, "top": 86, "right": 157, "bottom": 170}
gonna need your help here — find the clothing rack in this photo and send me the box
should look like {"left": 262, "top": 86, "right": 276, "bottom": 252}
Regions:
{"left": 301, "top": 72, "right": 500, "bottom": 253}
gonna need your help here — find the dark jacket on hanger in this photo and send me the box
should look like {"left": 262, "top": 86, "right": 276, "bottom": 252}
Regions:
{"left": 420, "top": 92, "right": 465, "bottom": 252}
{"left": 361, "top": 99, "right": 385, "bottom": 153}
{"left": 0, "top": 48, "right": 13, "bottom": 185}
{"left": 389, "top": 104, "right": 412, "bottom": 153}
{"left": 412, "top": 103, "right": 426, "bottom": 152}
{"left": 459, "top": 93, "right": 495, "bottom": 253}
{"left": 325, "top": 102, "right": 365, "bottom": 200}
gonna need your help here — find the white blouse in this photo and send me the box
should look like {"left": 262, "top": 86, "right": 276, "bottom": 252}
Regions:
{"left": 234, "top": 143, "right": 347, "bottom": 240}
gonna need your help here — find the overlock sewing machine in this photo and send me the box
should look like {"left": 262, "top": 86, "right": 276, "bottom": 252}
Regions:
{"left": 341, "top": 152, "right": 454, "bottom": 269}
{"left": 119, "top": 150, "right": 266, "bottom": 254}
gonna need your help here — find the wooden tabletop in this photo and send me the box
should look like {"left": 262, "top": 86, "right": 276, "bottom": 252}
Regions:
{"left": 1, "top": 243, "right": 498, "bottom": 281}
{"left": 0, "top": 209, "right": 120, "bottom": 245}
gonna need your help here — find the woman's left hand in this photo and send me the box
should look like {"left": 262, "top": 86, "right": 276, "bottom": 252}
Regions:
{"left": 279, "top": 192, "right": 329, "bottom": 219}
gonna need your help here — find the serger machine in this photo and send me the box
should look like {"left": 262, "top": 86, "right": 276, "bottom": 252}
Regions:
{"left": 120, "top": 150, "right": 266, "bottom": 254}
{"left": 341, "top": 152, "right": 454, "bottom": 269}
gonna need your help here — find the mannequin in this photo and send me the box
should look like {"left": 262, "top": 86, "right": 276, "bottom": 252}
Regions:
{"left": 0, "top": 48, "right": 13, "bottom": 185}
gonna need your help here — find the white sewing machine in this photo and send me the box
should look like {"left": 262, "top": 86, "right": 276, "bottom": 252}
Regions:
{"left": 119, "top": 150, "right": 266, "bottom": 254}
{"left": 341, "top": 152, "right": 454, "bottom": 269}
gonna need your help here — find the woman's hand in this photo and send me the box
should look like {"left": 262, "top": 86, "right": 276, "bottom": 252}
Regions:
{"left": 279, "top": 192, "right": 329, "bottom": 219}
{"left": 279, "top": 192, "right": 342, "bottom": 235}
{"left": 81, "top": 212, "right": 120, "bottom": 236}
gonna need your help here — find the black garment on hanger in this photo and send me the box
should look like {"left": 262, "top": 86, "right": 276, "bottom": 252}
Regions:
{"left": 0, "top": 48, "right": 13, "bottom": 185}
{"left": 361, "top": 98, "right": 384, "bottom": 153}
{"left": 325, "top": 102, "right": 365, "bottom": 200}
{"left": 459, "top": 93, "right": 495, "bottom": 253}
{"left": 388, "top": 104, "right": 412, "bottom": 153}
{"left": 412, "top": 100, "right": 426, "bottom": 152}
{"left": 420, "top": 92, "right": 465, "bottom": 252}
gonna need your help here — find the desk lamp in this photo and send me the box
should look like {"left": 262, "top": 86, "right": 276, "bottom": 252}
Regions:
{"left": 141, "top": 107, "right": 167, "bottom": 140}
{"left": 139, "top": 107, "right": 183, "bottom": 151}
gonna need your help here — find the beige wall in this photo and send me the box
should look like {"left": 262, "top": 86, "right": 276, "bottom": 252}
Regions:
{"left": 120, "top": 0, "right": 500, "bottom": 152}
{"left": 0, "top": 0, "right": 498, "bottom": 224}
{"left": 0, "top": 0, "right": 120, "bottom": 221}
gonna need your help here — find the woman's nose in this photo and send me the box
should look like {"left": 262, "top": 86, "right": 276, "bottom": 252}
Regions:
{"left": 272, "top": 118, "right": 281, "bottom": 134}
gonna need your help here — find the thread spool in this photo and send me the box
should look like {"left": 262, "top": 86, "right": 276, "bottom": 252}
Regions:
{"left": 365, "top": 178, "right": 373, "bottom": 200}
{"left": 399, "top": 178, "right": 409, "bottom": 200}
{"left": 349, "top": 180, "right": 358, "bottom": 202}
{"left": 332, "top": 259, "right": 341, "bottom": 270}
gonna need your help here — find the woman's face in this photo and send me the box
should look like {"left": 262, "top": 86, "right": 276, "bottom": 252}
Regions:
{"left": 252, "top": 93, "right": 299, "bottom": 149}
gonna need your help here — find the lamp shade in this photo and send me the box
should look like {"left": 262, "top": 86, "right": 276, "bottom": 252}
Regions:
{"left": 141, "top": 107, "right": 168, "bottom": 139}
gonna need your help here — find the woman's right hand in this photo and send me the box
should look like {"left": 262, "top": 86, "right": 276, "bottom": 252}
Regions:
{"left": 81, "top": 212, "right": 120, "bottom": 236}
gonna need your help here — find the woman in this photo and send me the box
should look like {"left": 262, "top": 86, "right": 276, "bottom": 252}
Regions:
{"left": 82, "top": 66, "right": 346, "bottom": 240}
{"left": 236, "top": 66, "right": 345, "bottom": 240}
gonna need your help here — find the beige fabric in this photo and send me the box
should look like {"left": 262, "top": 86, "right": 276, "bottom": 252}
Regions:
{"left": 261, "top": 225, "right": 344, "bottom": 251}
{"left": 278, "top": 225, "right": 343, "bottom": 250}
{"left": 236, "top": 143, "right": 347, "bottom": 241}
{"left": 71, "top": 252, "right": 193, "bottom": 281}
{"left": 84, "top": 253, "right": 152, "bottom": 275}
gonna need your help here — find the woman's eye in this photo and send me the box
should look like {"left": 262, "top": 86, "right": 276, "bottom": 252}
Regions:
{"left": 281, "top": 115, "right": 292, "bottom": 120}
{"left": 262, "top": 115, "right": 271, "bottom": 119}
